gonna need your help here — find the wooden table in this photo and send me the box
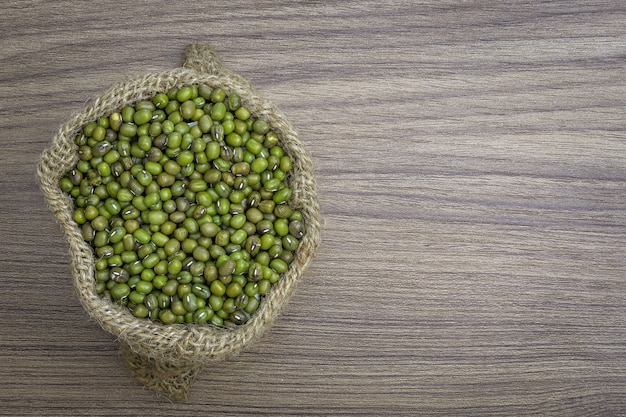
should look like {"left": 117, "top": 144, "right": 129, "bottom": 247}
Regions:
{"left": 1, "top": 1, "right": 625, "bottom": 415}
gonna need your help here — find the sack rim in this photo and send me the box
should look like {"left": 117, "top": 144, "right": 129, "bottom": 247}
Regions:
{"left": 37, "top": 66, "right": 321, "bottom": 364}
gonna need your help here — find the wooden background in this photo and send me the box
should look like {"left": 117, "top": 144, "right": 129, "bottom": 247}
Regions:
{"left": 1, "top": 1, "right": 625, "bottom": 415}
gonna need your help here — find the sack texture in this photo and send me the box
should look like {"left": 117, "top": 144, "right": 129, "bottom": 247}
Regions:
{"left": 37, "top": 43, "right": 321, "bottom": 400}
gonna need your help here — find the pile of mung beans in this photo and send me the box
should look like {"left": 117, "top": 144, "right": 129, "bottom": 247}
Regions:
{"left": 59, "top": 85, "right": 304, "bottom": 328}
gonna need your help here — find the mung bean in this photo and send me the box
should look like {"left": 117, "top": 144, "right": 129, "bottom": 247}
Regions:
{"left": 60, "top": 84, "right": 305, "bottom": 328}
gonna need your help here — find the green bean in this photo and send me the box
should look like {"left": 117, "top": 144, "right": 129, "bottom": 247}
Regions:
{"left": 273, "top": 187, "right": 292, "bottom": 204}
{"left": 176, "top": 86, "right": 193, "bottom": 102}
{"left": 132, "top": 228, "right": 150, "bottom": 245}
{"left": 250, "top": 157, "right": 268, "bottom": 173}
{"left": 224, "top": 132, "right": 241, "bottom": 147}
{"left": 218, "top": 298, "right": 234, "bottom": 315}
{"left": 148, "top": 210, "right": 167, "bottom": 226}
{"left": 192, "top": 245, "right": 210, "bottom": 262}
{"left": 193, "top": 307, "right": 212, "bottom": 324}
{"left": 141, "top": 253, "right": 159, "bottom": 269}
{"left": 170, "top": 300, "right": 185, "bottom": 316}
{"left": 282, "top": 234, "right": 300, "bottom": 251}
{"left": 151, "top": 93, "right": 168, "bottom": 109}
{"left": 255, "top": 278, "right": 270, "bottom": 295}
{"left": 182, "top": 293, "right": 199, "bottom": 312}
{"left": 103, "top": 149, "right": 120, "bottom": 164}
{"left": 210, "top": 87, "right": 226, "bottom": 103}
{"left": 234, "top": 106, "right": 250, "bottom": 121}
{"left": 267, "top": 155, "right": 279, "bottom": 171}
{"left": 252, "top": 119, "right": 269, "bottom": 135}
{"left": 110, "top": 282, "right": 130, "bottom": 299}
{"left": 188, "top": 265, "right": 204, "bottom": 280}
{"left": 84, "top": 205, "right": 99, "bottom": 221}
{"left": 61, "top": 85, "right": 304, "bottom": 328}
{"left": 181, "top": 238, "right": 198, "bottom": 254}
{"left": 192, "top": 95, "right": 206, "bottom": 109}
{"left": 180, "top": 100, "right": 196, "bottom": 120}
{"left": 209, "top": 280, "right": 226, "bottom": 297}
{"left": 211, "top": 102, "right": 226, "bottom": 121}
{"left": 273, "top": 218, "right": 289, "bottom": 237}
{"left": 198, "top": 85, "right": 211, "bottom": 100}
{"left": 274, "top": 204, "right": 293, "bottom": 219}
{"left": 137, "top": 242, "right": 155, "bottom": 259}
{"left": 265, "top": 131, "right": 279, "bottom": 148}
{"left": 132, "top": 304, "right": 149, "bottom": 318}
{"left": 258, "top": 234, "right": 274, "bottom": 252}
{"left": 128, "top": 290, "right": 145, "bottom": 305}
{"left": 151, "top": 231, "right": 169, "bottom": 247}
{"left": 91, "top": 126, "right": 106, "bottom": 142}
{"left": 192, "top": 204, "right": 207, "bottom": 219}
{"left": 231, "top": 229, "right": 248, "bottom": 245}
{"left": 158, "top": 309, "right": 176, "bottom": 325}
{"left": 244, "top": 297, "right": 260, "bottom": 315}
{"left": 119, "top": 123, "right": 137, "bottom": 138}
{"left": 192, "top": 283, "right": 211, "bottom": 300}
{"left": 133, "top": 109, "right": 152, "bottom": 125}
{"left": 108, "top": 112, "right": 122, "bottom": 131}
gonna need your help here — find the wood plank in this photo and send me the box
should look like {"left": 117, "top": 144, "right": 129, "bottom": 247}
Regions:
{"left": 1, "top": 1, "right": 625, "bottom": 415}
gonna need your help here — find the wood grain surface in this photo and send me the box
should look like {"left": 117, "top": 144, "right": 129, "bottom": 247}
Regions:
{"left": 1, "top": 1, "right": 625, "bottom": 415}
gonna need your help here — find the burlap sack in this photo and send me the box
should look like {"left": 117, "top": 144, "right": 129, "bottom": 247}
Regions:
{"left": 37, "top": 43, "right": 321, "bottom": 400}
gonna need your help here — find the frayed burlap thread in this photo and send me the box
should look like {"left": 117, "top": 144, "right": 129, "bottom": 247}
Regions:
{"left": 37, "top": 43, "right": 321, "bottom": 401}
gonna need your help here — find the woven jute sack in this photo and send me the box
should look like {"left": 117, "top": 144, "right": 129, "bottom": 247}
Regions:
{"left": 37, "top": 43, "right": 321, "bottom": 400}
